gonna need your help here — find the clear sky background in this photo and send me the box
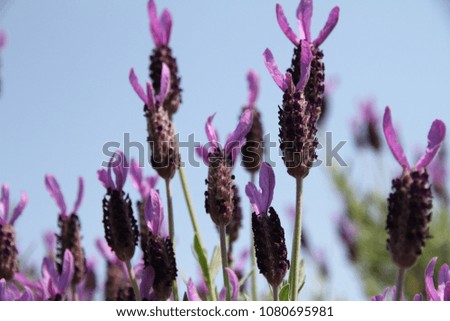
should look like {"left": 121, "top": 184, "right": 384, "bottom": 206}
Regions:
{"left": 1, "top": 0, "right": 450, "bottom": 300}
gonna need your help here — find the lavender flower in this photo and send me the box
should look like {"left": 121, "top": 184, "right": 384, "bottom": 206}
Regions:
{"left": 196, "top": 110, "right": 253, "bottom": 227}
{"left": 129, "top": 65, "right": 180, "bottom": 180}
{"left": 425, "top": 257, "right": 450, "bottom": 301}
{"left": 241, "top": 70, "right": 264, "bottom": 172}
{"left": 335, "top": 214, "right": 358, "bottom": 262}
{"left": 246, "top": 162, "right": 289, "bottom": 294}
{"left": 276, "top": 0, "right": 339, "bottom": 121}
{"left": 352, "top": 99, "right": 382, "bottom": 151}
{"left": 98, "top": 151, "right": 139, "bottom": 262}
{"left": 43, "top": 231, "right": 56, "bottom": 261}
{"left": 0, "top": 278, "right": 34, "bottom": 301}
{"left": 40, "top": 250, "right": 75, "bottom": 300}
{"left": 263, "top": 46, "right": 315, "bottom": 178}
{"left": 45, "top": 175, "right": 86, "bottom": 286}
{"left": 148, "top": 0, "right": 181, "bottom": 117}
{"left": 76, "top": 259, "right": 97, "bottom": 301}
{"left": 0, "top": 184, "right": 27, "bottom": 281}
{"left": 187, "top": 268, "right": 240, "bottom": 301}
{"left": 371, "top": 286, "right": 413, "bottom": 301}
{"left": 142, "top": 188, "right": 177, "bottom": 300}
{"left": 383, "top": 107, "right": 446, "bottom": 268}
{"left": 130, "top": 159, "right": 159, "bottom": 251}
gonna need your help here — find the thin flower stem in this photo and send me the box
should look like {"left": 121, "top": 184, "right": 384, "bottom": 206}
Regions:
{"left": 395, "top": 267, "right": 406, "bottom": 301}
{"left": 219, "top": 224, "right": 231, "bottom": 301}
{"left": 165, "top": 178, "right": 179, "bottom": 301}
{"left": 126, "top": 260, "right": 141, "bottom": 301}
{"left": 289, "top": 177, "right": 304, "bottom": 301}
{"left": 250, "top": 172, "right": 258, "bottom": 301}
{"left": 272, "top": 284, "right": 279, "bottom": 301}
{"left": 71, "top": 284, "right": 78, "bottom": 301}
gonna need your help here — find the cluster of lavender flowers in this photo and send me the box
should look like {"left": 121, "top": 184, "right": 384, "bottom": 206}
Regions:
{"left": 0, "top": 0, "right": 448, "bottom": 302}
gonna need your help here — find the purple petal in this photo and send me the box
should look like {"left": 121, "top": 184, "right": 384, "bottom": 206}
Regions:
{"left": 425, "top": 257, "right": 441, "bottom": 301}
{"left": 230, "top": 137, "right": 244, "bottom": 165}
{"left": 148, "top": 0, "right": 162, "bottom": 46}
{"left": 42, "top": 257, "right": 59, "bottom": 285}
{"left": 413, "top": 293, "right": 423, "bottom": 301}
{"left": 226, "top": 268, "right": 239, "bottom": 301}
{"left": 297, "top": 0, "right": 313, "bottom": 42}
{"left": 58, "top": 250, "right": 74, "bottom": 294}
{"left": 146, "top": 175, "right": 159, "bottom": 189}
{"left": 245, "top": 182, "right": 262, "bottom": 215}
{"left": 187, "top": 278, "right": 202, "bottom": 301}
{"left": 225, "top": 109, "right": 253, "bottom": 156}
{"left": 247, "top": 70, "right": 259, "bottom": 107}
{"left": 371, "top": 287, "right": 389, "bottom": 301}
{"left": 19, "top": 287, "right": 34, "bottom": 301}
{"left": 72, "top": 177, "right": 84, "bottom": 214}
{"left": 196, "top": 146, "right": 210, "bottom": 166}
{"left": 139, "top": 266, "right": 155, "bottom": 300}
{"left": 144, "top": 189, "right": 164, "bottom": 236}
{"left": 383, "top": 107, "right": 410, "bottom": 169}
{"left": 262, "top": 48, "right": 287, "bottom": 91}
{"left": 0, "top": 184, "right": 10, "bottom": 223}
{"left": 296, "top": 41, "right": 312, "bottom": 91}
{"left": 157, "top": 63, "right": 171, "bottom": 104}
{"left": 0, "top": 279, "right": 8, "bottom": 300}
{"left": 276, "top": 4, "right": 299, "bottom": 45}
{"left": 438, "top": 263, "right": 449, "bottom": 286}
{"left": 444, "top": 282, "right": 450, "bottom": 301}
{"left": 415, "top": 120, "right": 446, "bottom": 170}
{"left": 43, "top": 231, "right": 56, "bottom": 255}
{"left": 130, "top": 159, "right": 144, "bottom": 194}
{"left": 160, "top": 9, "right": 172, "bottom": 45}
{"left": 313, "top": 7, "right": 340, "bottom": 47}
{"left": 146, "top": 82, "right": 156, "bottom": 110}
{"left": 112, "top": 151, "right": 128, "bottom": 191}
{"left": 9, "top": 192, "right": 28, "bottom": 225}
{"left": 205, "top": 113, "right": 219, "bottom": 147}
{"left": 259, "top": 162, "right": 275, "bottom": 214}
{"left": 129, "top": 68, "right": 148, "bottom": 105}
{"left": 45, "top": 175, "right": 68, "bottom": 217}
{"left": 97, "top": 168, "right": 114, "bottom": 190}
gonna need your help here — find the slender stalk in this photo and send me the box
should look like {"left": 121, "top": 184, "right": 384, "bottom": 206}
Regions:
{"left": 395, "top": 267, "right": 406, "bottom": 301}
{"left": 288, "top": 177, "right": 304, "bottom": 301}
{"left": 250, "top": 172, "right": 258, "bottom": 301}
{"left": 272, "top": 285, "right": 279, "bottom": 301}
{"left": 165, "top": 179, "right": 179, "bottom": 301}
{"left": 219, "top": 224, "right": 231, "bottom": 301}
{"left": 126, "top": 260, "right": 141, "bottom": 301}
{"left": 71, "top": 284, "right": 78, "bottom": 301}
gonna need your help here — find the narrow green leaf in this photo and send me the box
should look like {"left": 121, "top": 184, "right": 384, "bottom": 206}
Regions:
{"left": 279, "top": 283, "right": 290, "bottom": 301}
{"left": 193, "top": 235, "right": 212, "bottom": 293}
{"left": 297, "top": 259, "right": 306, "bottom": 295}
{"left": 209, "top": 246, "right": 221, "bottom": 282}
{"left": 238, "top": 268, "right": 253, "bottom": 288}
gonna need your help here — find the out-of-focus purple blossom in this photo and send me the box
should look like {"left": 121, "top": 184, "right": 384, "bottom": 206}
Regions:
{"left": 0, "top": 184, "right": 28, "bottom": 225}
{"left": 335, "top": 214, "right": 358, "bottom": 262}
{"left": 129, "top": 158, "right": 159, "bottom": 200}
{"left": 40, "top": 250, "right": 75, "bottom": 300}
{"left": 43, "top": 231, "right": 56, "bottom": 261}
{"left": 148, "top": 0, "right": 172, "bottom": 47}
{"left": 318, "top": 77, "right": 339, "bottom": 125}
{"left": 352, "top": 99, "right": 382, "bottom": 151}
{"left": 187, "top": 268, "right": 240, "bottom": 301}
{"left": 0, "top": 31, "right": 5, "bottom": 51}
{"left": 371, "top": 286, "right": 409, "bottom": 301}
{"left": 76, "top": 258, "right": 97, "bottom": 301}
{"left": 428, "top": 147, "right": 448, "bottom": 204}
{"left": 44, "top": 175, "right": 84, "bottom": 219}
{"left": 97, "top": 150, "right": 129, "bottom": 192}
{"left": 425, "top": 257, "right": 450, "bottom": 301}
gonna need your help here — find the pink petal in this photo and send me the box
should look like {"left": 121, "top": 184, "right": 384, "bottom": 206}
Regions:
{"left": 262, "top": 48, "right": 287, "bottom": 91}
{"left": 148, "top": 0, "right": 162, "bottom": 46}
{"left": 9, "top": 192, "right": 28, "bottom": 225}
{"left": 225, "top": 109, "right": 253, "bottom": 157}
{"left": 43, "top": 231, "right": 56, "bottom": 255}
{"left": 42, "top": 257, "right": 59, "bottom": 286}
{"left": 157, "top": 63, "right": 171, "bottom": 104}
{"left": 225, "top": 268, "right": 239, "bottom": 301}
{"left": 245, "top": 182, "right": 262, "bottom": 215}
{"left": 382, "top": 107, "right": 410, "bottom": 169}
{"left": 19, "top": 287, "right": 34, "bottom": 301}
{"left": 205, "top": 113, "right": 219, "bottom": 146}
{"left": 276, "top": 4, "right": 299, "bottom": 45}
{"left": 129, "top": 68, "right": 148, "bottom": 105}
{"left": 130, "top": 159, "right": 144, "bottom": 194}
{"left": 112, "top": 151, "right": 128, "bottom": 190}
{"left": 415, "top": 120, "right": 446, "bottom": 170}
{"left": 425, "top": 257, "right": 441, "bottom": 301}
{"left": 296, "top": 41, "right": 312, "bottom": 91}
{"left": 97, "top": 169, "right": 114, "bottom": 190}
{"left": 45, "top": 175, "right": 68, "bottom": 217}
{"left": 58, "top": 250, "right": 74, "bottom": 294}
{"left": 247, "top": 70, "right": 259, "bottom": 107}
{"left": 160, "top": 9, "right": 172, "bottom": 45}
{"left": 297, "top": 0, "right": 313, "bottom": 42}
{"left": 144, "top": 189, "right": 164, "bottom": 236}
{"left": 371, "top": 287, "right": 389, "bottom": 301}
{"left": 313, "top": 7, "right": 340, "bottom": 47}
{"left": 187, "top": 279, "right": 202, "bottom": 301}
{"left": 259, "top": 162, "right": 275, "bottom": 214}
{"left": 146, "top": 175, "right": 159, "bottom": 189}
{"left": 196, "top": 146, "right": 210, "bottom": 166}
{"left": 413, "top": 293, "right": 423, "bottom": 301}
{"left": 146, "top": 82, "right": 156, "bottom": 111}
{"left": 0, "top": 184, "right": 10, "bottom": 223}
{"left": 72, "top": 177, "right": 84, "bottom": 214}
{"left": 139, "top": 266, "right": 155, "bottom": 299}
{"left": 438, "top": 263, "right": 449, "bottom": 286}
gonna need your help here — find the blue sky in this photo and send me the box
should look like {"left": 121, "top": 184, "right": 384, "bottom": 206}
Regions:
{"left": 1, "top": 0, "right": 450, "bottom": 300}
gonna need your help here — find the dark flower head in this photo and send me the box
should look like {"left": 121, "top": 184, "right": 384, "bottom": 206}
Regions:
{"left": 246, "top": 163, "right": 289, "bottom": 289}
{"left": 45, "top": 175, "right": 86, "bottom": 285}
{"left": 130, "top": 65, "right": 180, "bottom": 180}
{"left": 98, "top": 151, "right": 138, "bottom": 262}
{"left": 383, "top": 107, "right": 446, "bottom": 268}
{"left": 0, "top": 185, "right": 27, "bottom": 281}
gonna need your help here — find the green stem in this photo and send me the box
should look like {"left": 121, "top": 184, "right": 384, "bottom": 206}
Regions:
{"left": 289, "top": 177, "right": 304, "bottom": 301}
{"left": 250, "top": 172, "right": 258, "bottom": 301}
{"left": 272, "top": 284, "right": 279, "bottom": 301}
{"left": 219, "top": 224, "right": 231, "bottom": 301}
{"left": 395, "top": 267, "right": 406, "bottom": 301}
{"left": 126, "top": 260, "right": 141, "bottom": 301}
{"left": 165, "top": 179, "right": 179, "bottom": 301}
